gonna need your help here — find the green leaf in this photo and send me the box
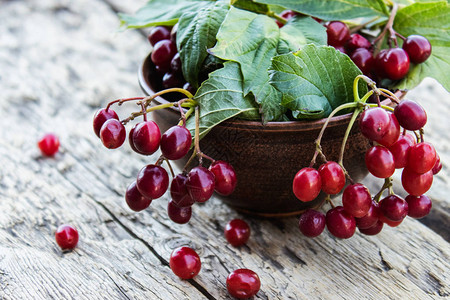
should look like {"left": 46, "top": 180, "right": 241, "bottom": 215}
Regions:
{"left": 187, "top": 62, "right": 260, "bottom": 139}
{"left": 270, "top": 45, "right": 366, "bottom": 119}
{"left": 119, "top": 0, "right": 212, "bottom": 29}
{"left": 209, "top": 7, "right": 284, "bottom": 121}
{"left": 253, "top": 0, "right": 388, "bottom": 20}
{"left": 277, "top": 16, "right": 327, "bottom": 54}
{"left": 393, "top": 1, "right": 450, "bottom": 91}
{"left": 231, "top": 0, "right": 270, "bottom": 14}
{"left": 177, "top": 2, "right": 229, "bottom": 88}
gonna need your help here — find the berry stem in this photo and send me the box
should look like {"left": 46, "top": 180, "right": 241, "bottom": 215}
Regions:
{"left": 267, "top": 11, "right": 287, "bottom": 25}
{"left": 178, "top": 106, "right": 195, "bottom": 127}
{"left": 106, "top": 97, "right": 146, "bottom": 111}
{"left": 374, "top": 3, "right": 399, "bottom": 54}
{"left": 165, "top": 159, "right": 175, "bottom": 178}
{"left": 325, "top": 195, "right": 336, "bottom": 209}
{"left": 373, "top": 177, "right": 393, "bottom": 203}
{"left": 338, "top": 107, "right": 363, "bottom": 166}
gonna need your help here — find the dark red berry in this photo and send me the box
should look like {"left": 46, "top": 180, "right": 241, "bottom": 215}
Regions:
{"left": 406, "top": 194, "right": 432, "bottom": 219}
{"left": 374, "top": 49, "right": 389, "bottom": 78}
{"left": 100, "top": 119, "right": 126, "bottom": 149}
{"left": 402, "top": 169, "right": 433, "bottom": 196}
{"left": 394, "top": 100, "right": 427, "bottom": 131}
{"left": 168, "top": 200, "right": 192, "bottom": 224}
{"left": 148, "top": 26, "right": 171, "bottom": 46}
{"left": 129, "top": 124, "right": 146, "bottom": 155}
{"left": 402, "top": 35, "right": 432, "bottom": 64}
{"left": 379, "top": 48, "right": 410, "bottom": 80}
{"left": 132, "top": 121, "right": 161, "bottom": 155}
{"left": 350, "top": 48, "right": 375, "bottom": 76}
{"left": 298, "top": 209, "right": 326, "bottom": 238}
{"left": 292, "top": 167, "right": 322, "bottom": 202}
{"left": 93, "top": 108, "right": 119, "bottom": 137}
{"left": 346, "top": 34, "right": 371, "bottom": 53}
{"left": 359, "top": 220, "right": 383, "bottom": 235}
{"left": 365, "top": 146, "right": 395, "bottom": 178}
{"left": 209, "top": 161, "right": 237, "bottom": 196}
{"left": 359, "top": 107, "right": 390, "bottom": 141}
{"left": 125, "top": 181, "right": 152, "bottom": 212}
{"left": 162, "top": 72, "right": 184, "bottom": 89}
{"left": 377, "top": 113, "right": 400, "bottom": 147}
{"left": 326, "top": 21, "right": 350, "bottom": 47}
{"left": 389, "top": 134, "right": 415, "bottom": 169}
{"left": 432, "top": 154, "right": 442, "bottom": 175}
{"left": 38, "top": 133, "right": 60, "bottom": 156}
{"left": 407, "top": 142, "right": 437, "bottom": 174}
{"left": 318, "top": 161, "right": 346, "bottom": 195}
{"left": 136, "top": 164, "right": 169, "bottom": 199}
{"left": 355, "top": 201, "right": 380, "bottom": 229}
{"left": 224, "top": 219, "right": 251, "bottom": 247}
{"left": 326, "top": 206, "right": 356, "bottom": 239}
{"left": 183, "top": 82, "right": 196, "bottom": 95}
{"left": 226, "top": 269, "right": 261, "bottom": 299}
{"left": 170, "top": 23, "right": 178, "bottom": 43}
{"left": 379, "top": 194, "right": 408, "bottom": 222}
{"left": 186, "top": 166, "right": 215, "bottom": 203}
{"left": 334, "top": 45, "right": 347, "bottom": 53}
{"left": 276, "top": 10, "right": 297, "bottom": 27}
{"left": 55, "top": 224, "right": 79, "bottom": 250}
{"left": 169, "top": 246, "right": 201, "bottom": 279}
{"left": 378, "top": 213, "right": 403, "bottom": 227}
{"left": 342, "top": 183, "right": 372, "bottom": 218}
{"left": 170, "top": 174, "right": 195, "bottom": 207}
{"left": 170, "top": 53, "right": 182, "bottom": 74}
{"left": 151, "top": 40, "right": 177, "bottom": 69}
{"left": 160, "top": 125, "right": 192, "bottom": 160}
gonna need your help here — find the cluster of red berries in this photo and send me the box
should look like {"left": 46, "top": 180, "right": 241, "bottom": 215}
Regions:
{"left": 293, "top": 99, "right": 440, "bottom": 239}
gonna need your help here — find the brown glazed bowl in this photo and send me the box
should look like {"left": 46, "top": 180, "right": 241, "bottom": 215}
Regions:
{"left": 139, "top": 54, "right": 372, "bottom": 217}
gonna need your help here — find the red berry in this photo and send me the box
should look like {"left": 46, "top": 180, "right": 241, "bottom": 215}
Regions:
{"left": 355, "top": 201, "right": 380, "bottom": 229}
{"left": 432, "top": 153, "right": 442, "bottom": 175}
{"left": 151, "top": 40, "right": 177, "bottom": 69}
{"left": 379, "top": 194, "right": 408, "bottom": 222}
{"left": 350, "top": 48, "right": 375, "bottom": 76}
{"left": 298, "top": 209, "right": 326, "bottom": 237}
{"left": 136, "top": 164, "right": 169, "bottom": 199}
{"left": 129, "top": 124, "right": 146, "bottom": 155}
{"left": 93, "top": 108, "right": 119, "bottom": 137}
{"left": 55, "top": 224, "right": 79, "bottom": 250}
{"left": 224, "top": 219, "right": 251, "bottom": 247}
{"left": 209, "top": 161, "right": 237, "bottom": 196}
{"left": 365, "top": 146, "right": 395, "bottom": 179}
{"left": 401, "top": 169, "right": 433, "bottom": 196}
{"left": 402, "top": 35, "right": 432, "bottom": 64}
{"left": 407, "top": 142, "right": 437, "bottom": 174}
{"left": 160, "top": 125, "right": 192, "bottom": 160}
{"left": 276, "top": 10, "right": 297, "bottom": 28}
{"left": 359, "top": 107, "right": 390, "bottom": 141}
{"left": 389, "top": 134, "right": 415, "bottom": 169}
{"left": 148, "top": 26, "right": 171, "bottom": 46}
{"left": 394, "top": 100, "right": 427, "bottom": 131}
{"left": 125, "top": 181, "right": 152, "bottom": 212}
{"left": 170, "top": 174, "right": 195, "bottom": 208}
{"left": 186, "top": 166, "right": 215, "bottom": 203}
{"left": 226, "top": 269, "right": 261, "bottom": 299}
{"left": 169, "top": 246, "right": 201, "bottom": 279}
{"left": 342, "top": 183, "right": 372, "bottom": 218}
{"left": 326, "top": 21, "right": 350, "bottom": 47}
{"left": 346, "top": 34, "right": 371, "bottom": 53}
{"left": 359, "top": 220, "right": 383, "bottom": 235}
{"left": 326, "top": 206, "right": 356, "bottom": 239}
{"left": 100, "top": 119, "right": 126, "bottom": 149}
{"left": 374, "top": 49, "right": 389, "bottom": 78}
{"left": 132, "top": 121, "right": 161, "bottom": 155}
{"left": 378, "top": 213, "right": 403, "bottom": 227}
{"left": 406, "top": 194, "right": 432, "bottom": 219}
{"left": 377, "top": 113, "right": 400, "bottom": 147}
{"left": 167, "top": 200, "right": 192, "bottom": 224}
{"left": 170, "top": 23, "right": 178, "bottom": 43}
{"left": 378, "top": 48, "right": 410, "bottom": 80}
{"left": 292, "top": 168, "right": 321, "bottom": 202}
{"left": 318, "top": 161, "right": 346, "bottom": 195}
{"left": 162, "top": 72, "right": 184, "bottom": 89}
{"left": 38, "top": 133, "right": 60, "bottom": 156}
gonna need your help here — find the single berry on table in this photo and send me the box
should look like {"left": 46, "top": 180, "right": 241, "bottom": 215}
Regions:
{"left": 38, "top": 133, "right": 60, "bottom": 156}
{"left": 226, "top": 269, "right": 261, "bottom": 299}
{"left": 298, "top": 209, "right": 326, "bottom": 238}
{"left": 402, "top": 35, "right": 432, "bottom": 64}
{"left": 186, "top": 166, "right": 215, "bottom": 203}
{"left": 292, "top": 167, "right": 322, "bottom": 202}
{"left": 326, "top": 206, "right": 356, "bottom": 239}
{"left": 125, "top": 181, "right": 152, "bottom": 212}
{"left": 167, "top": 200, "right": 192, "bottom": 224}
{"left": 100, "top": 119, "right": 126, "bottom": 149}
{"left": 406, "top": 194, "right": 432, "bottom": 219}
{"left": 136, "top": 164, "right": 169, "bottom": 199}
{"left": 224, "top": 219, "right": 251, "bottom": 247}
{"left": 209, "top": 161, "right": 237, "bottom": 196}
{"left": 55, "top": 224, "right": 79, "bottom": 250}
{"left": 169, "top": 246, "right": 201, "bottom": 279}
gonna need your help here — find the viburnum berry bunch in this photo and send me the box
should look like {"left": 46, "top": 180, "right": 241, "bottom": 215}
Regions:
{"left": 294, "top": 75, "right": 440, "bottom": 239}
{"left": 92, "top": 88, "right": 237, "bottom": 225}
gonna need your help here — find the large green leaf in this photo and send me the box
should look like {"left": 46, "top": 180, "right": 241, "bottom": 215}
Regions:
{"left": 187, "top": 62, "right": 260, "bottom": 139}
{"left": 177, "top": 2, "right": 229, "bottom": 88}
{"left": 119, "top": 0, "right": 212, "bottom": 29}
{"left": 209, "top": 7, "right": 284, "bottom": 121}
{"left": 231, "top": 0, "right": 270, "bottom": 14}
{"left": 393, "top": 1, "right": 450, "bottom": 91}
{"left": 270, "top": 45, "right": 366, "bottom": 119}
{"left": 253, "top": 0, "right": 388, "bottom": 20}
{"left": 277, "top": 16, "right": 327, "bottom": 54}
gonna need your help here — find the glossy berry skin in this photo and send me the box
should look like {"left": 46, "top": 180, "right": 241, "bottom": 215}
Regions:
{"left": 407, "top": 142, "right": 437, "bottom": 174}
{"left": 170, "top": 174, "right": 195, "bottom": 208}
{"left": 350, "top": 48, "right": 374, "bottom": 76}
{"left": 346, "top": 33, "right": 372, "bottom": 53}
{"left": 170, "top": 23, "right": 178, "bottom": 43}
{"left": 365, "top": 146, "right": 395, "bottom": 179}
{"left": 326, "top": 206, "right": 356, "bottom": 239}
{"left": 125, "top": 181, "right": 152, "bottom": 212}
{"left": 379, "top": 195, "right": 408, "bottom": 222}
{"left": 128, "top": 124, "right": 146, "bottom": 155}
{"left": 151, "top": 40, "right": 177, "bottom": 69}
{"left": 374, "top": 49, "right": 389, "bottom": 78}
{"left": 402, "top": 169, "right": 433, "bottom": 196}
{"left": 406, "top": 194, "right": 432, "bottom": 219}
{"left": 432, "top": 154, "right": 442, "bottom": 175}
{"left": 378, "top": 213, "right": 403, "bottom": 227}
{"left": 132, "top": 121, "right": 161, "bottom": 155}
{"left": 326, "top": 21, "right": 350, "bottom": 47}
{"left": 170, "top": 53, "right": 182, "bottom": 74}
{"left": 402, "top": 35, "right": 432, "bottom": 64}
{"left": 160, "top": 125, "right": 192, "bottom": 160}
{"left": 226, "top": 269, "right": 261, "bottom": 299}
{"left": 148, "top": 26, "right": 171, "bottom": 46}
{"left": 359, "top": 107, "right": 390, "bottom": 142}
{"left": 55, "top": 225, "right": 79, "bottom": 250}
{"left": 186, "top": 166, "right": 215, "bottom": 203}
{"left": 93, "top": 108, "right": 119, "bottom": 137}
{"left": 224, "top": 219, "right": 251, "bottom": 247}
{"left": 167, "top": 200, "right": 192, "bottom": 224}
{"left": 292, "top": 168, "right": 322, "bottom": 202}
{"left": 389, "top": 134, "right": 415, "bottom": 169}
{"left": 379, "top": 48, "right": 410, "bottom": 80}
{"left": 100, "top": 119, "right": 126, "bottom": 149}
{"left": 359, "top": 220, "right": 383, "bottom": 236}
{"left": 298, "top": 209, "right": 326, "bottom": 238}
{"left": 342, "top": 183, "right": 372, "bottom": 218}
{"left": 209, "top": 161, "right": 237, "bottom": 196}
{"left": 318, "top": 162, "right": 345, "bottom": 195}
{"left": 169, "top": 247, "right": 201, "bottom": 279}
{"left": 136, "top": 164, "right": 169, "bottom": 199}
{"left": 355, "top": 201, "right": 380, "bottom": 229}
{"left": 38, "top": 133, "right": 60, "bottom": 156}
{"left": 394, "top": 100, "right": 427, "bottom": 131}
{"left": 377, "top": 113, "right": 400, "bottom": 148}
{"left": 183, "top": 82, "right": 196, "bottom": 95}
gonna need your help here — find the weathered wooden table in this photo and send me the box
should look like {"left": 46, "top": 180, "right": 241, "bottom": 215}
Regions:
{"left": 1, "top": 0, "right": 449, "bottom": 299}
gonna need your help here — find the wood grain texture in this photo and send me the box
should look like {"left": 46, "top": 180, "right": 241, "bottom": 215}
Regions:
{"left": 0, "top": 0, "right": 449, "bottom": 299}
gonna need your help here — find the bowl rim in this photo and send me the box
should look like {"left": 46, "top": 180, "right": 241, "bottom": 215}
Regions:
{"left": 138, "top": 53, "right": 396, "bottom": 132}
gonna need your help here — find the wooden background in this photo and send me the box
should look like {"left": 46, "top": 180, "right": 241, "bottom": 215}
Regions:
{"left": 0, "top": 0, "right": 449, "bottom": 299}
